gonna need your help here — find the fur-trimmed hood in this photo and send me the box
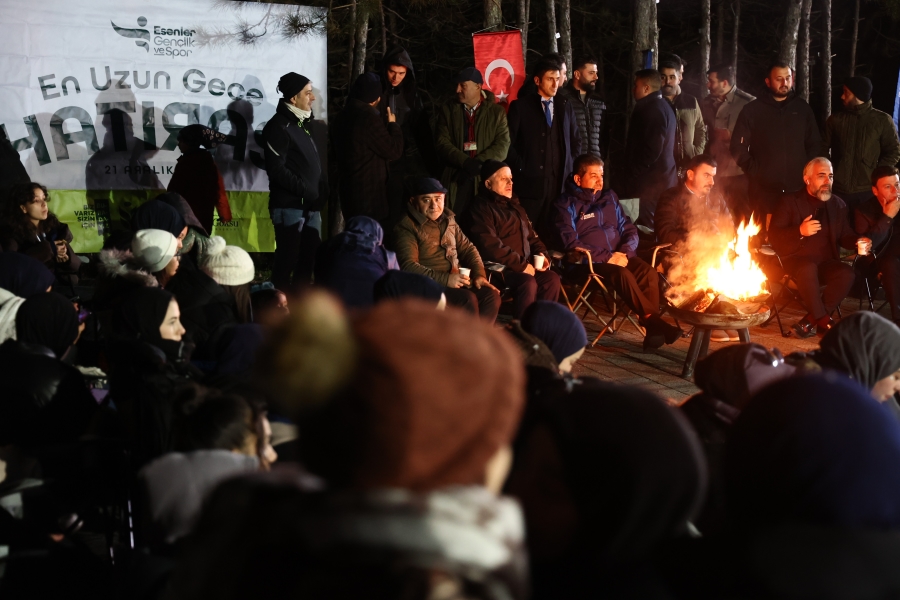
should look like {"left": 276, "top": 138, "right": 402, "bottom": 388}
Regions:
{"left": 98, "top": 248, "right": 159, "bottom": 288}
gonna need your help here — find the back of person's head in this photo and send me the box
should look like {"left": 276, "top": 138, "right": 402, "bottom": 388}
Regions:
{"left": 15, "top": 291, "right": 79, "bottom": 359}
{"left": 343, "top": 216, "right": 385, "bottom": 251}
{"left": 154, "top": 191, "right": 208, "bottom": 236}
{"left": 817, "top": 311, "right": 900, "bottom": 391}
{"left": 634, "top": 69, "right": 662, "bottom": 91}
{"left": 175, "top": 385, "right": 257, "bottom": 454}
{"left": 521, "top": 301, "right": 587, "bottom": 371}
{"left": 693, "top": 343, "right": 797, "bottom": 413}
{"left": 256, "top": 293, "right": 525, "bottom": 492}
{"left": 0, "top": 252, "right": 55, "bottom": 298}
{"left": 200, "top": 236, "right": 255, "bottom": 286}
{"left": 373, "top": 270, "right": 444, "bottom": 306}
{"left": 726, "top": 373, "right": 900, "bottom": 530}
{"left": 572, "top": 153, "right": 604, "bottom": 177}
{"left": 132, "top": 198, "right": 186, "bottom": 238}
{"left": 131, "top": 229, "right": 178, "bottom": 275}
{"left": 507, "top": 380, "right": 707, "bottom": 566}
{"left": 708, "top": 63, "right": 735, "bottom": 85}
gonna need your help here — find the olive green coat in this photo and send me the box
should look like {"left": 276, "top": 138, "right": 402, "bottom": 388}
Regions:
{"left": 822, "top": 101, "right": 900, "bottom": 194}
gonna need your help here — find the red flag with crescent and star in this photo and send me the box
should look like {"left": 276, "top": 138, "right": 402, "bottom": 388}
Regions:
{"left": 473, "top": 30, "right": 525, "bottom": 112}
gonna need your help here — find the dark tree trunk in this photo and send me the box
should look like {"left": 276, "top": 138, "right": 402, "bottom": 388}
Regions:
{"left": 850, "top": 0, "right": 860, "bottom": 76}
{"left": 546, "top": 0, "right": 558, "bottom": 53}
{"left": 632, "top": 0, "right": 652, "bottom": 78}
{"left": 716, "top": 0, "right": 725, "bottom": 63}
{"left": 731, "top": 0, "right": 741, "bottom": 82}
{"left": 797, "top": 0, "right": 812, "bottom": 101}
{"left": 351, "top": 0, "right": 371, "bottom": 78}
{"left": 701, "top": 0, "right": 711, "bottom": 98}
{"left": 559, "top": 0, "right": 572, "bottom": 72}
{"left": 517, "top": 0, "right": 530, "bottom": 59}
{"left": 779, "top": 0, "right": 804, "bottom": 68}
{"left": 822, "top": 0, "right": 832, "bottom": 120}
{"left": 347, "top": 0, "right": 357, "bottom": 85}
{"left": 484, "top": 0, "right": 503, "bottom": 32}
{"left": 379, "top": 0, "right": 387, "bottom": 56}
{"left": 649, "top": 0, "right": 658, "bottom": 66}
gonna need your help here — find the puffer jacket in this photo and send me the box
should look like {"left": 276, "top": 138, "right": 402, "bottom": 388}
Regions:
{"left": 552, "top": 177, "right": 639, "bottom": 263}
{"left": 557, "top": 82, "right": 606, "bottom": 158}
{"left": 822, "top": 100, "right": 900, "bottom": 195}
{"left": 262, "top": 101, "right": 326, "bottom": 212}
{"left": 393, "top": 207, "right": 486, "bottom": 286}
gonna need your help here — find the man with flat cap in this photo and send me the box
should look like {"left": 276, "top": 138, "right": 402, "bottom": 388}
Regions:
{"left": 262, "top": 72, "right": 328, "bottom": 290}
{"left": 434, "top": 67, "right": 510, "bottom": 217}
{"left": 822, "top": 76, "right": 900, "bottom": 220}
{"left": 461, "top": 159, "right": 560, "bottom": 318}
{"left": 332, "top": 72, "right": 404, "bottom": 228}
{"left": 394, "top": 177, "right": 501, "bottom": 322}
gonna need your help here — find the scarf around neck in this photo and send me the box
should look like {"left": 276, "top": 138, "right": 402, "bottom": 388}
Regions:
{"left": 285, "top": 102, "right": 312, "bottom": 123}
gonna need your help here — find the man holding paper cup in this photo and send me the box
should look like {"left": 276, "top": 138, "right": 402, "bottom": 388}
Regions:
{"left": 394, "top": 178, "right": 501, "bottom": 322}
{"left": 461, "top": 160, "right": 561, "bottom": 318}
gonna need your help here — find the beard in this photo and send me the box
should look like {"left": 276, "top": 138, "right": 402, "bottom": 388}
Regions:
{"left": 815, "top": 186, "right": 833, "bottom": 201}
{"left": 771, "top": 85, "right": 790, "bottom": 98}
{"left": 661, "top": 84, "right": 676, "bottom": 97}
{"left": 580, "top": 80, "right": 596, "bottom": 93}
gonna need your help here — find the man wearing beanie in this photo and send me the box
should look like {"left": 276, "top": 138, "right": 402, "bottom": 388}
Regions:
{"left": 822, "top": 76, "right": 900, "bottom": 218}
{"left": 394, "top": 177, "right": 501, "bottom": 322}
{"left": 460, "top": 160, "right": 561, "bottom": 319}
{"left": 332, "top": 72, "right": 404, "bottom": 228}
{"left": 262, "top": 72, "right": 328, "bottom": 290}
{"left": 434, "top": 67, "right": 510, "bottom": 216}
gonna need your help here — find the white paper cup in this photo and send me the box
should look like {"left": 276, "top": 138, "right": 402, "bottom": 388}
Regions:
{"left": 858, "top": 239, "right": 869, "bottom": 256}
{"left": 533, "top": 255, "right": 546, "bottom": 270}
{"left": 458, "top": 267, "right": 471, "bottom": 277}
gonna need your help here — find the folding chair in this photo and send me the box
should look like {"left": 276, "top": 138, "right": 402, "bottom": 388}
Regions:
{"left": 849, "top": 252, "right": 890, "bottom": 315}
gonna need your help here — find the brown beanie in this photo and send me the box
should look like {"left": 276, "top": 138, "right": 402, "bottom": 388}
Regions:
{"left": 299, "top": 299, "right": 526, "bottom": 492}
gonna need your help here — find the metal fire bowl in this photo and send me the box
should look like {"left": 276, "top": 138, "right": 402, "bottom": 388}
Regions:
{"left": 667, "top": 305, "right": 771, "bottom": 329}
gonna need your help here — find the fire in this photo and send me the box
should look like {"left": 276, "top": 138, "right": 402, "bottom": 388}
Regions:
{"left": 699, "top": 218, "right": 767, "bottom": 301}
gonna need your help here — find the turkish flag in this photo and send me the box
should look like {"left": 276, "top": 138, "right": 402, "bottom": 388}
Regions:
{"left": 473, "top": 31, "right": 525, "bottom": 111}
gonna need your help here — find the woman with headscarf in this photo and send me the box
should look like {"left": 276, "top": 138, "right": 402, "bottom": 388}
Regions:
{"left": 108, "top": 287, "right": 200, "bottom": 467}
{"left": 0, "top": 253, "right": 56, "bottom": 344}
{"left": 521, "top": 300, "right": 588, "bottom": 375}
{"left": 167, "top": 124, "right": 232, "bottom": 234}
{"left": 314, "top": 216, "right": 399, "bottom": 309}
{"left": 505, "top": 380, "right": 708, "bottom": 599}
{"left": 0, "top": 182, "right": 81, "bottom": 287}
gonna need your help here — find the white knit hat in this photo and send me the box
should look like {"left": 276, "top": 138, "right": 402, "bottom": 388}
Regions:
{"left": 132, "top": 229, "right": 178, "bottom": 273}
{"left": 200, "top": 236, "right": 255, "bottom": 286}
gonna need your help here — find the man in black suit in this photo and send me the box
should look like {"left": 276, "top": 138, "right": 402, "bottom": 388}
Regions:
{"left": 769, "top": 157, "right": 858, "bottom": 338}
{"left": 621, "top": 69, "right": 677, "bottom": 227}
{"left": 506, "top": 57, "right": 583, "bottom": 232}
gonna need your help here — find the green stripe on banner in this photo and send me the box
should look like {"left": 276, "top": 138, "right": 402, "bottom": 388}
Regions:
{"left": 49, "top": 190, "right": 276, "bottom": 253}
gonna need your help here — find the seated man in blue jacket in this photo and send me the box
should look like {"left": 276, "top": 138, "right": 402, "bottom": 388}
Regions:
{"left": 553, "top": 154, "right": 682, "bottom": 350}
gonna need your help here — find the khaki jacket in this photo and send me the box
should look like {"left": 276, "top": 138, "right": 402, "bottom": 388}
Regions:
{"left": 700, "top": 86, "right": 756, "bottom": 178}
{"left": 393, "top": 207, "right": 486, "bottom": 286}
{"left": 670, "top": 92, "right": 708, "bottom": 167}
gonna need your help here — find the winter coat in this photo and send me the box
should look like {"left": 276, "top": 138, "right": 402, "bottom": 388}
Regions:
{"left": 461, "top": 187, "right": 548, "bottom": 273}
{"left": 552, "top": 177, "right": 639, "bottom": 263}
{"left": 393, "top": 207, "right": 487, "bottom": 286}
{"left": 379, "top": 46, "right": 439, "bottom": 178}
{"left": 621, "top": 92, "right": 677, "bottom": 222}
{"left": 167, "top": 149, "right": 232, "bottom": 234}
{"left": 557, "top": 81, "right": 606, "bottom": 158}
{"left": 654, "top": 183, "right": 735, "bottom": 248}
{"left": 769, "top": 189, "right": 858, "bottom": 260}
{"left": 700, "top": 86, "right": 756, "bottom": 178}
{"left": 262, "top": 101, "right": 326, "bottom": 212}
{"left": 165, "top": 259, "right": 238, "bottom": 360}
{"left": 94, "top": 249, "right": 158, "bottom": 309}
{"left": 332, "top": 98, "right": 404, "bottom": 222}
{"left": 434, "top": 90, "right": 511, "bottom": 210}
{"left": 138, "top": 450, "right": 259, "bottom": 545}
{"left": 822, "top": 100, "right": 900, "bottom": 195}
{"left": 0, "top": 288, "right": 24, "bottom": 345}
{"left": 0, "top": 339, "right": 98, "bottom": 448}
{"left": 0, "top": 222, "right": 82, "bottom": 287}
{"left": 506, "top": 92, "right": 583, "bottom": 201}
{"left": 670, "top": 92, "right": 708, "bottom": 167}
{"left": 730, "top": 92, "right": 821, "bottom": 195}
{"left": 0, "top": 130, "right": 29, "bottom": 193}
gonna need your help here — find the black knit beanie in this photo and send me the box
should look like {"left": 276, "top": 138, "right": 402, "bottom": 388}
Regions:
{"left": 844, "top": 76, "right": 873, "bottom": 102}
{"left": 278, "top": 72, "right": 310, "bottom": 100}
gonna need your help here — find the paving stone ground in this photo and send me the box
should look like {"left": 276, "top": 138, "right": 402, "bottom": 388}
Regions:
{"left": 569, "top": 292, "right": 883, "bottom": 403}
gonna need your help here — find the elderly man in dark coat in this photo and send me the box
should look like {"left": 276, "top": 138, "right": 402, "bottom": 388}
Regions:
{"left": 332, "top": 72, "right": 405, "bottom": 227}
{"left": 620, "top": 69, "right": 677, "bottom": 227}
{"left": 461, "top": 160, "right": 561, "bottom": 318}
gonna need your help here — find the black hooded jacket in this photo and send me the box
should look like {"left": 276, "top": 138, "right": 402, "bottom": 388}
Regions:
{"left": 730, "top": 91, "right": 821, "bottom": 195}
{"left": 262, "top": 101, "right": 327, "bottom": 212}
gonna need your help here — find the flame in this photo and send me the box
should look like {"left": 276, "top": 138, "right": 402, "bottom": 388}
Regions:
{"left": 698, "top": 217, "right": 767, "bottom": 301}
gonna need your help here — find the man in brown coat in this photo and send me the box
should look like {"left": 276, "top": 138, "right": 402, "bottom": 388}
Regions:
{"left": 393, "top": 178, "right": 501, "bottom": 322}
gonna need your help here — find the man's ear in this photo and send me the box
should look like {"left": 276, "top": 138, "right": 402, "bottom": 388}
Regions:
{"left": 573, "top": 173, "right": 582, "bottom": 187}
{"left": 534, "top": 75, "right": 541, "bottom": 87}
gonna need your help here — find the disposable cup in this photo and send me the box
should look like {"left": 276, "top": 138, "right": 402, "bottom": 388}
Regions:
{"left": 533, "top": 255, "right": 546, "bottom": 269}
{"left": 858, "top": 239, "right": 869, "bottom": 256}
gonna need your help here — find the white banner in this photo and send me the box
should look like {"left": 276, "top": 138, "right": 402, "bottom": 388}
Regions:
{"left": 0, "top": 0, "right": 328, "bottom": 193}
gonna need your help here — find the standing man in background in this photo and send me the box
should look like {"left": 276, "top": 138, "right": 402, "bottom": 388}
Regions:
{"left": 659, "top": 59, "right": 707, "bottom": 171}
{"left": 263, "top": 72, "right": 327, "bottom": 290}
{"left": 822, "top": 76, "right": 900, "bottom": 221}
{"left": 701, "top": 63, "right": 756, "bottom": 223}
{"left": 557, "top": 55, "right": 606, "bottom": 159}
